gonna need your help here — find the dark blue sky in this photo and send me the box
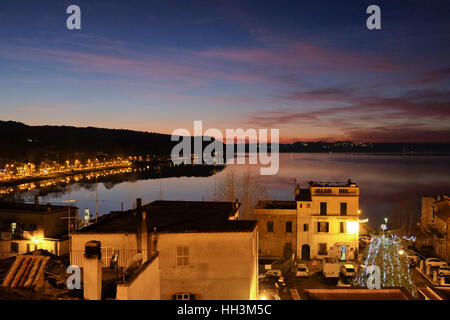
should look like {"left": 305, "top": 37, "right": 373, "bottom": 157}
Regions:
{"left": 1, "top": 0, "right": 449, "bottom": 142}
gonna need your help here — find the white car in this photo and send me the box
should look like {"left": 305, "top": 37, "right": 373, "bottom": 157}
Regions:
{"left": 438, "top": 265, "right": 450, "bottom": 277}
{"left": 295, "top": 264, "right": 309, "bottom": 277}
{"left": 425, "top": 258, "right": 447, "bottom": 268}
{"left": 340, "top": 264, "right": 356, "bottom": 277}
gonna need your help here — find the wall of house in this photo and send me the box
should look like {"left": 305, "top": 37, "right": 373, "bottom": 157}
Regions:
{"left": 0, "top": 237, "right": 66, "bottom": 260}
{"left": 116, "top": 255, "right": 160, "bottom": 300}
{"left": 0, "top": 209, "right": 70, "bottom": 238}
{"left": 421, "top": 196, "right": 435, "bottom": 231}
{"left": 70, "top": 230, "right": 258, "bottom": 300}
{"left": 433, "top": 216, "right": 449, "bottom": 262}
{"left": 307, "top": 195, "right": 359, "bottom": 216}
{"left": 254, "top": 209, "right": 296, "bottom": 259}
{"left": 297, "top": 216, "right": 359, "bottom": 260}
{"left": 157, "top": 231, "right": 258, "bottom": 300}
{"left": 70, "top": 233, "right": 138, "bottom": 267}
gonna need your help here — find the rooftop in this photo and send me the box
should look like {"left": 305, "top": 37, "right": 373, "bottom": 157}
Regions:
{"left": 73, "top": 200, "right": 257, "bottom": 234}
{"left": 436, "top": 206, "right": 450, "bottom": 221}
{"left": 255, "top": 201, "right": 297, "bottom": 210}
{"left": 295, "top": 188, "right": 312, "bottom": 202}
{"left": 308, "top": 180, "right": 358, "bottom": 188}
{"left": 0, "top": 200, "right": 74, "bottom": 214}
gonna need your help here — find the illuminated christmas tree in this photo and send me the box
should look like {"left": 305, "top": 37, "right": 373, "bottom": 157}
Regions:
{"left": 353, "top": 233, "right": 417, "bottom": 296}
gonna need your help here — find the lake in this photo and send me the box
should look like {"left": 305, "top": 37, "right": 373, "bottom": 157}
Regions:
{"left": 13, "top": 153, "right": 450, "bottom": 228}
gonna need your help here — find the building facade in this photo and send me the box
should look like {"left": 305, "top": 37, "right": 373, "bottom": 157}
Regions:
{"left": 70, "top": 200, "right": 258, "bottom": 300}
{"left": 254, "top": 181, "right": 360, "bottom": 261}
{"left": 420, "top": 195, "right": 449, "bottom": 262}
{"left": 0, "top": 198, "right": 74, "bottom": 259}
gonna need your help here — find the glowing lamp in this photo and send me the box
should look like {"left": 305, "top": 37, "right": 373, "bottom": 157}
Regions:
{"left": 346, "top": 221, "right": 359, "bottom": 234}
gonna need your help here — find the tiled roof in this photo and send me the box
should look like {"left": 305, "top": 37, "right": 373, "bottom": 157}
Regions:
{"left": 73, "top": 200, "right": 257, "bottom": 234}
{"left": 0, "top": 200, "right": 73, "bottom": 214}
{"left": 1, "top": 254, "right": 50, "bottom": 289}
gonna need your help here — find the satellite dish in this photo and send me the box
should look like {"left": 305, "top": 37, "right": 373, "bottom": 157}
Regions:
{"left": 109, "top": 250, "right": 119, "bottom": 270}
{"left": 124, "top": 252, "right": 143, "bottom": 277}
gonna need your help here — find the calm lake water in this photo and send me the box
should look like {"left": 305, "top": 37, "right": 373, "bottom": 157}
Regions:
{"left": 17, "top": 153, "right": 450, "bottom": 228}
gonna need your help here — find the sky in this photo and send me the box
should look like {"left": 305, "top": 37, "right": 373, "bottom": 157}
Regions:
{"left": 0, "top": 0, "right": 449, "bottom": 143}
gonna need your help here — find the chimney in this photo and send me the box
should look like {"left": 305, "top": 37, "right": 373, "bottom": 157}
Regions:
{"left": 82, "top": 240, "right": 102, "bottom": 300}
{"left": 136, "top": 198, "right": 150, "bottom": 262}
{"left": 136, "top": 198, "right": 142, "bottom": 210}
{"left": 34, "top": 196, "right": 40, "bottom": 211}
{"left": 295, "top": 184, "right": 300, "bottom": 196}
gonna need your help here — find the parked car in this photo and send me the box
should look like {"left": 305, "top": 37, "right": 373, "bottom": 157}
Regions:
{"left": 337, "top": 277, "right": 352, "bottom": 287}
{"left": 264, "top": 269, "right": 283, "bottom": 278}
{"left": 425, "top": 258, "right": 447, "bottom": 268}
{"left": 438, "top": 265, "right": 450, "bottom": 277}
{"left": 322, "top": 257, "right": 340, "bottom": 278}
{"left": 340, "top": 264, "right": 356, "bottom": 277}
{"left": 407, "top": 254, "right": 419, "bottom": 268}
{"left": 295, "top": 264, "right": 309, "bottom": 277}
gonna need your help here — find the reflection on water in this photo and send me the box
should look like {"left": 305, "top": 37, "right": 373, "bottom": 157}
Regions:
{"left": 5, "top": 154, "right": 450, "bottom": 228}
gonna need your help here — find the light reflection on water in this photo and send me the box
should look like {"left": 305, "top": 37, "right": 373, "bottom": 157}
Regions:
{"left": 13, "top": 154, "right": 450, "bottom": 228}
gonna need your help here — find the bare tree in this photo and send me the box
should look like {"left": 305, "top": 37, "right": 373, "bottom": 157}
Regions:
{"left": 392, "top": 195, "right": 419, "bottom": 235}
{"left": 217, "top": 167, "right": 267, "bottom": 219}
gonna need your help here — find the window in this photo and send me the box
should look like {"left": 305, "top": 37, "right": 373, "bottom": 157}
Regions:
{"left": 10, "top": 242, "right": 18, "bottom": 253}
{"left": 340, "top": 202, "right": 347, "bottom": 216}
{"left": 286, "top": 221, "right": 292, "bottom": 233}
{"left": 318, "top": 243, "right": 327, "bottom": 255}
{"left": 267, "top": 221, "right": 274, "bottom": 232}
{"left": 317, "top": 222, "right": 329, "bottom": 232}
{"left": 340, "top": 222, "right": 346, "bottom": 233}
{"left": 307, "top": 203, "right": 311, "bottom": 208}
{"left": 176, "top": 247, "right": 189, "bottom": 266}
{"left": 299, "top": 203, "right": 303, "bottom": 208}
{"left": 303, "top": 224, "right": 309, "bottom": 232}
{"left": 174, "top": 293, "right": 195, "bottom": 300}
{"left": 320, "top": 202, "right": 327, "bottom": 215}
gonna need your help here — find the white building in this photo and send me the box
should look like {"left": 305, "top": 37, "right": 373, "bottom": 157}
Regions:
{"left": 70, "top": 199, "right": 258, "bottom": 300}
{"left": 254, "top": 180, "right": 360, "bottom": 261}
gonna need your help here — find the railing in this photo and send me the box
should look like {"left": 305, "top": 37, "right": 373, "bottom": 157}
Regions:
{"left": 70, "top": 249, "right": 140, "bottom": 268}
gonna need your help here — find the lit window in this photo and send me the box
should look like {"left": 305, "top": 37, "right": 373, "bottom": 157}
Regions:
{"left": 176, "top": 247, "right": 189, "bottom": 266}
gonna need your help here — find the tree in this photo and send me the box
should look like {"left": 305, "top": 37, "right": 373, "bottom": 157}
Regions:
{"left": 392, "top": 195, "right": 419, "bottom": 235}
{"left": 353, "top": 234, "right": 417, "bottom": 297}
{"left": 216, "top": 167, "right": 267, "bottom": 219}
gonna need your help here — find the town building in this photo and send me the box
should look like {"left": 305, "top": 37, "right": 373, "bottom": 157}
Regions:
{"left": 254, "top": 180, "right": 360, "bottom": 261}
{"left": 420, "top": 195, "right": 450, "bottom": 262}
{"left": 0, "top": 197, "right": 75, "bottom": 259}
{"left": 70, "top": 199, "right": 258, "bottom": 300}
